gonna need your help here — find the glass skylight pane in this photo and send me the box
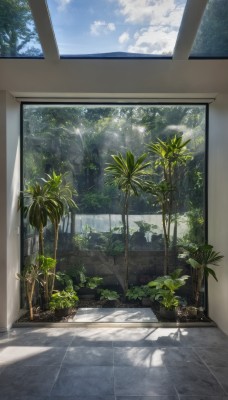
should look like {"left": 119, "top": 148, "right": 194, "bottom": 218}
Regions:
{"left": 0, "top": 0, "right": 43, "bottom": 58}
{"left": 47, "top": 0, "right": 187, "bottom": 57}
{"left": 191, "top": 0, "right": 228, "bottom": 58}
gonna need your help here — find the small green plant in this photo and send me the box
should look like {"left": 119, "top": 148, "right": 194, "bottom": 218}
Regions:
{"left": 86, "top": 276, "right": 103, "bottom": 289}
{"left": 49, "top": 289, "right": 79, "bottom": 310}
{"left": 99, "top": 289, "right": 120, "bottom": 301}
{"left": 148, "top": 269, "right": 189, "bottom": 310}
{"left": 55, "top": 271, "right": 74, "bottom": 290}
{"left": 126, "top": 285, "right": 155, "bottom": 301}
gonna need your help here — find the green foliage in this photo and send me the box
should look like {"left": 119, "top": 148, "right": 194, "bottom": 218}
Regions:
{"left": 49, "top": 289, "right": 79, "bottom": 310}
{"left": 55, "top": 271, "right": 74, "bottom": 290}
{"left": 146, "top": 135, "right": 192, "bottom": 275}
{"left": 105, "top": 151, "right": 150, "bottom": 196}
{"left": 99, "top": 289, "right": 120, "bottom": 301}
{"left": 105, "top": 151, "right": 150, "bottom": 293}
{"left": 186, "top": 244, "right": 223, "bottom": 305}
{"left": 148, "top": 269, "right": 189, "bottom": 310}
{"left": 0, "top": 0, "right": 41, "bottom": 57}
{"left": 126, "top": 285, "right": 155, "bottom": 301}
{"left": 73, "top": 234, "right": 89, "bottom": 250}
{"left": 38, "top": 256, "right": 56, "bottom": 274}
{"left": 17, "top": 263, "right": 41, "bottom": 321}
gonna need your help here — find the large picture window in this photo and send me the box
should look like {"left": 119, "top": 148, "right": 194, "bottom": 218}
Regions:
{"left": 22, "top": 104, "right": 206, "bottom": 308}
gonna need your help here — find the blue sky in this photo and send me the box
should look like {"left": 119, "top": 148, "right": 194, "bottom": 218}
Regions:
{"left": 47, "top": 0, "right": 187, "bottom": 56}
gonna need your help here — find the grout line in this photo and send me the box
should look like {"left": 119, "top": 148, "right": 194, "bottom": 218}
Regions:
{"left": 192, "top": 347, "right": 227, "bottom": 395}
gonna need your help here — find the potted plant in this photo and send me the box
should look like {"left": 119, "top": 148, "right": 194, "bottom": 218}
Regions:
{"left": 49, "top": 289, "right": 79, "bottom": 317}
{"left": 148, "top": 268, "right": 189, "bottom": 320}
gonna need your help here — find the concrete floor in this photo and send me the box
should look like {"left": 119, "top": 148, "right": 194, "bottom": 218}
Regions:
{"left": 74, "top": 307, "right": 158, "bottom": 322}
{"left": 0, "top": 327, "right": 228, "bottom": 399}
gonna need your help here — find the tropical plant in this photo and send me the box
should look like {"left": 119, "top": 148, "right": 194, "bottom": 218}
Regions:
{"left": 49, "top": 289, "right": 79, "bottom": 310}
{"left": 126, "top": 285, "right": 155, "bottom": 301}
{"left": 99, "top": 289, "right": 120, "bottom": 301}
{"left": 42, "top": 171, "right": 77, "bottom": 259}
{"left": 19, "top": 181, "right": 62, "bottom": 257}
{"left": 186, "top": 244, "right": 224, "bottom": 306}
{"left": 148, "top": 268, "right": 189, "bottom": 310}
{"left": 146, "top": 135, "right": 192, "bottom": 275}
{"left": 38, "top": 256, "right": 56, "bottom": 306}
{"left": 42, "top": 172, "right": 77, "bottom": 292}
{"left": 17, "top": 263, "right": 41, "bottom": 321}
{"left": 105, "top": 151, "right": 150, "bottom": 293}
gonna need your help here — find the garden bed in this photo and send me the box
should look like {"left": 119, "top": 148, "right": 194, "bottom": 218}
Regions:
{"left": 17, "top": 299, "right": 212, "bottom": 324}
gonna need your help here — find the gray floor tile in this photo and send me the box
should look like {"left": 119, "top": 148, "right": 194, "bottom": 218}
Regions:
{"left": 180, "top": 328, "right": 228, "bottom": 347}
{"left": 167, "top": 364, "right": 225, "bottom": 396}
{"left": 115, "top": 347, "right": 203, "bottom": 367}
{"left": 210, "top": 367, "right": 228, "bottom": 394}
{"left": 0, "top": 397, "right": 115, "bottom": 400}
{"left": 0, "top": 365, "right": 60, "bottom": 397}
{"left": 180, "top": 396, "right": 228, "bottom": 400}
{"left": 114, "top": 366, "right": 176, "bottom": 396}
{"left": 63, "top": 346, "right": 113, "bottom": 366}
{"left": 0, "top": 346, "right": 66, "bottom": 366}
{"left": 116, "top": 397, "right": 178, "bottom": 400}
{"left": 51, "top": 366, "right": 114, "bottom": 397}
{"left": 197, "top": 347, "right": 228, "bottom": 367}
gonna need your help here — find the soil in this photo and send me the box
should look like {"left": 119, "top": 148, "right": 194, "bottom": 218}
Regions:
{"left": 17, "top": 298, "right": 212, "bottom": 323}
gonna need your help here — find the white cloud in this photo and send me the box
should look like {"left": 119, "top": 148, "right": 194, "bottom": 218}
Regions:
{"left": 118, "top": 32, "right": 130, "bottom": 44}
{"left": 56, "top": 0, "right": 72, "bottom": 12}
{"left": 128, "top": 26, "right": 177, "bottom": 54}
{"left": 117, "top": 0, "right": 185, "bottom": 27}
{"left": 90, "top": 20, "right": 116, "bottom": 36}
{"left": 115, "top": 0, "right": 186, "bottom": 55}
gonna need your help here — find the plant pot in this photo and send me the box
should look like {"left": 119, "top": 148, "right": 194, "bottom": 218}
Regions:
{"left": 186, "top": 306, "right": 198, "bottom": 317}
{"left": 159, "top": 306, "right": 176, "bottom": 321}
{"left": 54, "top": 307, "right": 72, "bottom": 318}
{"left": 141, "top": 298, "right": 152, "bottom": 306}
{"left": 78, "top": 288, "right": 96, "bottom": 300}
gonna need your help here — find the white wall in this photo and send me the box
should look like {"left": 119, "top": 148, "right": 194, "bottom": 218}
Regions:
{"left": 0, "top": 91, "right": 20, "bottom": 331}
{"left": 208, "top": 94, "right": 228, "bottom": 335}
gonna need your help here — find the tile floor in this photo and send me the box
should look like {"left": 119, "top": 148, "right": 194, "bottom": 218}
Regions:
{"left": 0, "top": 326, "right": 228, "bottom": 399}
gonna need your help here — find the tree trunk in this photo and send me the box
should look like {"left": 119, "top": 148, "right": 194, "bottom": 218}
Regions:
{"left": 124, "top": 192, "right": 129, "bottom": 294}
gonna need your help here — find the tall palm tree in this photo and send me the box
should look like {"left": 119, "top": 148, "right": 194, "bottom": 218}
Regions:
{"left": 20, "top": 182, "right": 62, "bottom": 257}
{"left": 147, "top": 135, "right": 192, "bottom": 275}
{"left": 105, "top": 151, "right": 150, "bottom": 294}
{"left": 41, "top": 171, "right": 77, "bottom": 293}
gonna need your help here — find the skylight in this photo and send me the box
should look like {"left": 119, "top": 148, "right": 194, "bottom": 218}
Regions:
{"left": 46, "top": 0, "right": 187, "bottom": 57}
{"left": 190, "top": 0, "right": 228, "bottom": 58}
{"left": 0, "top": 0, "right": 43, "bottom": 58}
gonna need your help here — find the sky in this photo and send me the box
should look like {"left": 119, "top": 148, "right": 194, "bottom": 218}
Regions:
{"left": 46, "top": 0, "right": 187, "bottom": 56}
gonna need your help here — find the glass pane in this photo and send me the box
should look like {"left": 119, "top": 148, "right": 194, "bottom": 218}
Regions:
{"left": 22, "top": 104, "right": 206, "bottom": 310}
{"left": 191, "top": 0, "right": 228, "bottom": 58}
{"left": 0, "top": 0, "right": 43, "bottom": 58}
{"left": 47, "top": 0, "right": 187, "bottom": 57}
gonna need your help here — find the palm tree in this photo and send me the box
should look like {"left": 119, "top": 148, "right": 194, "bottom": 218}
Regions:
{"left": 19, "top": 182, "right": 62, "bottom": 256}
{"left": 147, "top": 135, "right": 192, "bottom": 275}
{"left": 105, "top": 151, "right": 150, "bottom": 294}
{"left": 42, "top": 172, "right": 77, "bottom": 293}
{"left": 42, "top": 171, "right": 77, "bottom": 260}
{"left": 187, "top": 244, "right": 223, "bottom": 306}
